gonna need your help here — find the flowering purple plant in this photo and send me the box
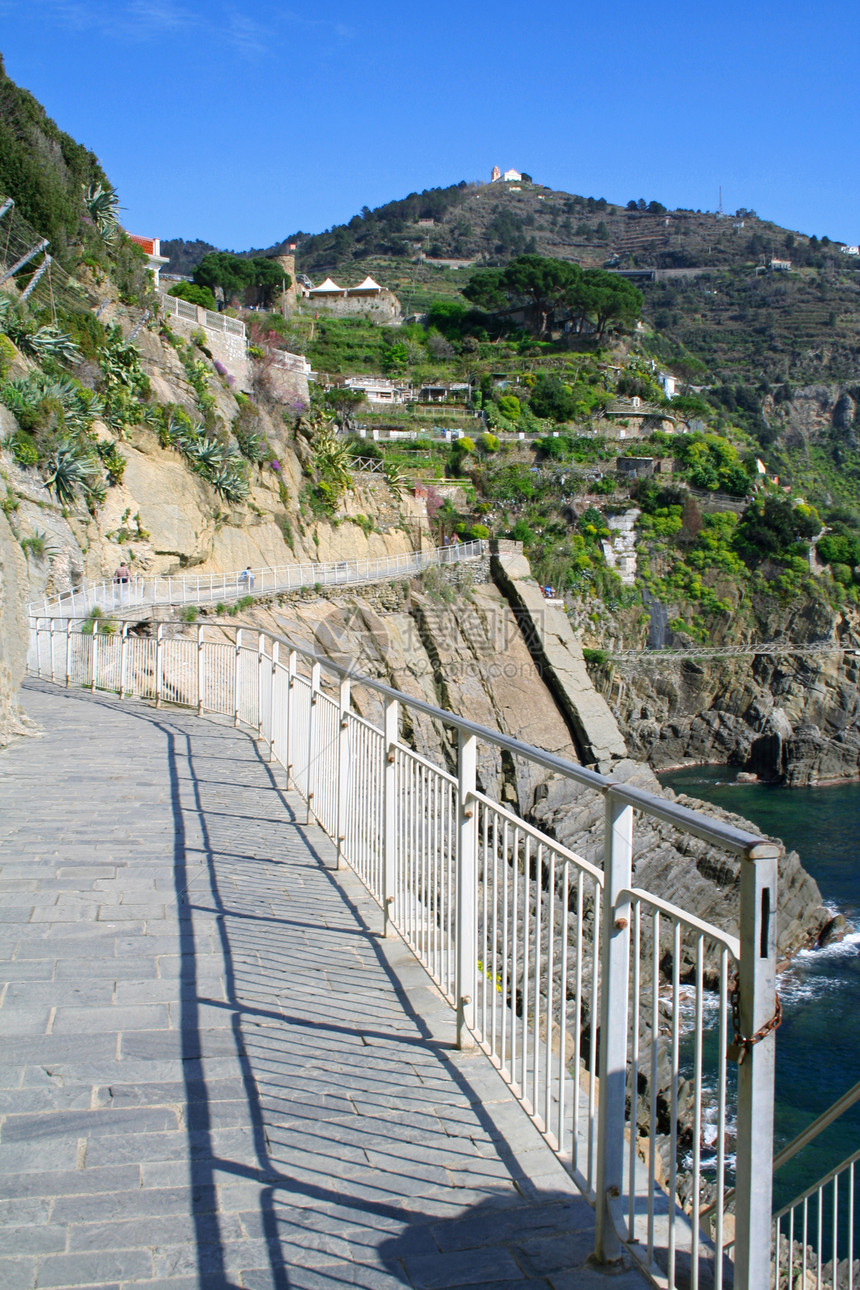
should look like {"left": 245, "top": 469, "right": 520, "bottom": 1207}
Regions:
{"left": 227, "top": 375, "right": 235, "bottom": 387}
{"left": 214, "top": 360, "right": 227, "bottom": 376}
{"left": 270, "top": 460, "right": 281, "bottom": 471}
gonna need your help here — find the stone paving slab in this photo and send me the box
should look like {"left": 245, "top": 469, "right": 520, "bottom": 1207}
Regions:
{"left": 0, "top": 680, "right": 651, "bottom": 1290}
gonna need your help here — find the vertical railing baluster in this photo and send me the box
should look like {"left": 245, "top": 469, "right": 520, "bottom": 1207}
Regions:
{"left": 234, "top": 628, "right": 243, "bottom": 727}
{"left": 336, "top": 678, "right": 350, "bottom": 868}
{"left": 285, "top": 649, "right": 297, "bottom": 789}
{"left": 306, "top": 661, "right": 320, "bottom": 826}
{"left": 383, "top": 697, "right": 399, "bottom": 935}
{"left": 269, "top": 641, "right": 279, "bottom": 762}
{"left": 456, "top": 729, "right": 477, "bottom": 1050}
{"left": 257, "top": 632, "right": 265, "bottom": 737}
{"left": 196, "top": 623, "right": 205, "bottom": 715}
{"left": 594, "top": 789, "right": 633, "bottom": 1265}
{"left": 90, "top": 619, "right": 99, "bottom": 692}
{"left": 155, "top": 623, "right": 164, "bottom": 707}
{"left": 119, "top": 623, "right": 128, "bottom": 699}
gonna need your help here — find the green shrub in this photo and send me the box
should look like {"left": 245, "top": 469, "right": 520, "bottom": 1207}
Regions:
{"left": 469, "top": 523, "right": 490, "bottom": 540}
{"left": 8, "top": 434, "right": 39, "bottom": 467}
{"left": 497, "top": 393, "right": 521, "bottom": 420}
{"left": 479, "top": 432, "right": 500, "bottom": 453}
{"left": 168, "top": 281, "right": 217, "bottom": 311}
{"left": 0, "top": 334, "right": 17, "bottom": 378}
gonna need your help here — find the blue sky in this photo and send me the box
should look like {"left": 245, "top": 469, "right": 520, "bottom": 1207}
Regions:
{"left": 1, "top": 0, "right": 858, "bottom": 249}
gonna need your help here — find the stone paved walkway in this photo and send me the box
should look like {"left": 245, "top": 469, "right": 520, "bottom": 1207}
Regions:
{"left": 0, "top": 680, "right": 649, "bottom": 1290}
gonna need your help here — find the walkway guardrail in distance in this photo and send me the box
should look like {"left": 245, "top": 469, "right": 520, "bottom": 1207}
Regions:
{"left": 27, "top": 616, "right": 782, "bottom": 1290}
{"left": 157, "top": 289, "right": 246, "bottom": 338}
{"left": 27, "top": 540, "right": 486, "bottom": 620}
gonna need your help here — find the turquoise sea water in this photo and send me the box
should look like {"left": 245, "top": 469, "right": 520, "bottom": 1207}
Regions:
{"left": 659, "top": 767, "right": 860, "bottom": 1224}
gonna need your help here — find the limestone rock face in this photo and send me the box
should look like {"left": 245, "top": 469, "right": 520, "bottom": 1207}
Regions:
{"left": 0, "top": 507, "right": 33, "bottom": 746}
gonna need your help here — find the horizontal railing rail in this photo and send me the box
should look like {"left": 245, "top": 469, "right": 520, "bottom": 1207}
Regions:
{"left": 28, "top": 540, "right": 486, "bottom": 620}
{"left": 27, "top": 615, "right": 782, "bottom": 1290}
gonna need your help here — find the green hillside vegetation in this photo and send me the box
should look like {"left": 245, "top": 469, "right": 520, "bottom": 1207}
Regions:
{"left": 0, "top": 53, "right": 110, "bottom": 255}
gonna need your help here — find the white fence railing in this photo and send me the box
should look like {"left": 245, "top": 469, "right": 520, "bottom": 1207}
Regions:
{"left": 270, "top": 348, "right": 313, "bottom": 376}
{"left": 157, "top": 290, "right": 246, "bottom": 339}
{"left": 28, "top": 540, "right": 486, "bottom": 620}
{"left": 27, "top": 615, "right": 782, "bottom": 1290}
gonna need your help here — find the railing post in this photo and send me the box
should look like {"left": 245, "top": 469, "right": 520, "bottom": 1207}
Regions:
{"left": 234, "top": 628, "right": 243, "bottom": 727}
{"left": 733, "top": 850, "right": 778, "bottom": 1290}
{"left": 268, "top": 640, "right": 279, "bottom": 761}
{"left": 196, "top": 623, "right": 205, "bottom": 715}
{"left": 90, "top": 619, "right": 99, "bottom": 692}
{"left": 306, "top": 661, "right": 320, "bottom": 825}
{"left": 49, "top": 619, "right": 56, "bottom": 681}
{"left": 594, "top": 790, "right": 633, "bottom": 1264}
{"left": 64, "top": 619, "right": 72, "bottom": 688}
{"left": 257, "top": 632, "right": 265, "bottom": 738}
{"left": 336, "top": 677, "right": 351, "bottom": 869}
{"left": 155, "top": 623, "right": 164, "bottom": 707}
{"left": 456, "top": 729, "right": 478, "bottom": 1049}
{"left": 285, "top": 649, "right": 297, "bottom": 789}
{"left": 382, "top": 697, "right": 399, "bottom": 936}
{"left": 119, "top": 622, "right": 128, "bottom": 698}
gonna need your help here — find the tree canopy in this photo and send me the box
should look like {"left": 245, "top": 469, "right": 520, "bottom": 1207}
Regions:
{"left": 462, "top": 255, "right": 642, "bottom": 338}
{"left": 192, "top": 252, "right": 289, "bottom": 304}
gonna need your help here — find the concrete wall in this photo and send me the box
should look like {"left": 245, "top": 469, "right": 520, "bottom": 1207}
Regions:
{"left": 299, "top": 290, "right": 402, "bottom": 325}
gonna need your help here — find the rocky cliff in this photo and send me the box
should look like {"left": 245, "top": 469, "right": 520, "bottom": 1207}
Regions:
{"left": 612, "top": 602, "right": 860, "bottom": 786}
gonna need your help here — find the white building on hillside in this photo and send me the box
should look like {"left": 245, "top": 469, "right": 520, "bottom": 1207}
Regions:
{"left": 491, "top": 167, "right": 523, "bottom": 183}
{"left": 127, "top": 235, "right": 169, "bottom": 287}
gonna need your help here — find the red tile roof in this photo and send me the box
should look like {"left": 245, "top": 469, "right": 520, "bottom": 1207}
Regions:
{"left": 128, "top": 234, "right": 156, "bottom": 254}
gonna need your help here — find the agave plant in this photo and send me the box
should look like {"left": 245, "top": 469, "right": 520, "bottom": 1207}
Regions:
{"left": 84, "top": 183, "right": 120, "bottom": 243}
{"left": 235, "top": 428, "right": 267, "bottom": 464}
{"left": 99, "top": 330, "right": 145, "bottom": 390}
{"left": 27, "top": 326, "right": 83, "bottom": 366}
{"left": 210, "top": 467, "right": 249, "bottom": 503}
{"left": 384, "top": 461, "right": 407, "bottom": 500}
{"left": 187, "top": 437, "right": 225, "bottom": 472}
{"left": 42, "top": 440, "right": 99, "bottom": 508}
{"left": 1, "top": 373, "right": 95, "bottom": 436}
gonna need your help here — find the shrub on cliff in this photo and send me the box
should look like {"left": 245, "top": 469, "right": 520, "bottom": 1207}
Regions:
{"left": 168, "top": 281, "right": 217, "bottom": 311}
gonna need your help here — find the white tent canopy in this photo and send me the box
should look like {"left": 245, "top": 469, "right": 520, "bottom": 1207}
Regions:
{"left": 352, "top": 276, "right": 382, "bottom": 292}
{"left": 309, "top": 277, "right": 344, "bottom": 294}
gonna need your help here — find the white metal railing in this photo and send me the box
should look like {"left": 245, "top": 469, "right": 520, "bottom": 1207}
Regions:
{"left": 28, "top": 540, "right": 486, "bottom": 619}
{"left": 270, "top": 348, "right": 313, "bottom": 376}
{"left": 771, "top": 1081, "right": 860, "bottom": 1289}
{"left": 157, "top": 290, "right": 247, "bottom": 339}
{"left": 27, "top": 616, "right": 783, "bottom": 1290}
